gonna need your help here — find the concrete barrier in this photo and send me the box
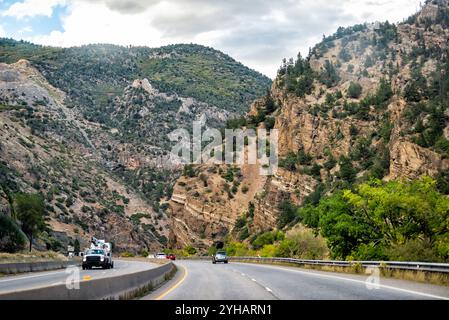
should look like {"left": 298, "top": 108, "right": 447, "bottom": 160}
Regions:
{"left": 0, "top": 259, "right": 81, "bottom": 274}
{"left": 0, "top": 262, "right": 176, "bottom": 300}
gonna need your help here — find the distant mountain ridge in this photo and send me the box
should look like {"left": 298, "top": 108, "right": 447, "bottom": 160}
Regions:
{"left": 0, "top": 40, "right": 271, "bottom": 115}
{"left": 0, "top": 39, "right": 271, "bottom": 253}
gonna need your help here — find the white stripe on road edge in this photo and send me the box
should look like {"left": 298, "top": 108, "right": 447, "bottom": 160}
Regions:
{"left": 235, "top": 263, "right": 449, "bottom": 300}
{"left": 265, "top": 287, "right": 273, "bottom": 292}
{"left": 251, "top": 278, "right": 257, "bottom": 282}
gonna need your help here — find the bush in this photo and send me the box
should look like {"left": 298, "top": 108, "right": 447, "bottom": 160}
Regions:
{"left": 183, "top": 245, "right": 197, "bottom": 256}
{"left": 239, "top": 227, "right": 250, "bottom": 241}
{"left": 385, "top": 239, "right": 440, "bottom": 262}
{"left": 140, "top": 250, "right": 150, "bottom": 257}
{"left": 435, "top": 136, "right": 449, "bottom": 157}
{"left": 0, "top": 214, "right": 27, "bottom": 252}
{"left": 234, "top": 216, "right": 246, "bottom": 229}
{"left": 183, "top": 165, "right": 196, "bottom": 178}
{"left": 260, "top": 244, "right": 278, "bottom": 257}
{"left": 121, "top": 252, "right": 135, "bottom": 257}
{"left": 338, "top": 48, "right": 352, "bottom": 62}
{"left": 277, "top": 228, "right": 328, "bottom": 259}
{"left": 225, "top": 241, "right": 254, "bottom": 256}
{"left": 278, "top": 201, "right": 297, "bottom": 228}
{"left": 319, "top": 60, "right": 340, "bottom": 88}
{"left": 252, "top": 231, "right": 284, "bottom": 250}
{"left": 279, "top": 152, "right": 297, "bottom": 171}
{"left": 347, "top": 82, "right": 363, "bottom": 99}
{"left": 264, "top": 117, "right": 276, "bottom": 130}
{"left": 300, "top": 178, "right": 449, "bottom": 261}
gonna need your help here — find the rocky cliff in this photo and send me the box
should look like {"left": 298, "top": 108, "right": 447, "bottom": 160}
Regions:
{"left": 168, "top": 0, "right": 449, "bottom": 249}
{"left": 0, "top": 60, "right": 167, "bottom": 253}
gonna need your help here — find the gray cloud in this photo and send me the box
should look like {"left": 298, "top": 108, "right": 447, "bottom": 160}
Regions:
{"left": 26, "top": 0, "right": 422, "bottom": 77}
{"left": 86, "top": 0, "right": 160, "bottom": 14}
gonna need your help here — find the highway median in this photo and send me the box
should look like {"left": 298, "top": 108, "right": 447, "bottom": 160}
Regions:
{"left": 0, "top": 260, "right": 177, "bottom": 300}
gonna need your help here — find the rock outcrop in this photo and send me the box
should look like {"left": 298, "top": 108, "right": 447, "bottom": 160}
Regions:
{"left": 168, "top": 1, "right": 449, "bottom": 249}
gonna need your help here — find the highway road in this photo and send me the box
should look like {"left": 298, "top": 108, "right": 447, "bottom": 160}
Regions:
{"left": 144, "top": 260, "right": 449, "bottom": 300}
{"left": 0, "top": 259, "right": 156, "bottom": 296}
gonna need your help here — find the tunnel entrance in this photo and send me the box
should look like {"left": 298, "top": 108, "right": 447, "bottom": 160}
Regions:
{"left": 213, "top": 241, "right": 224, "bottom": 249}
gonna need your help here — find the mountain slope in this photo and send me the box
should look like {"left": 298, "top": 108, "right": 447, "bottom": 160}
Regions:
{"left": 0, "top": 41, "right": 271, "bottom": 254}
{"left": 168, "top": 0, "right": 449, "bottom": 260}
{"left": 0, "top": 41, "right": 271, "bottom": 116}
{"left": 0, "top": 60, "right": 167, "bottom": 252}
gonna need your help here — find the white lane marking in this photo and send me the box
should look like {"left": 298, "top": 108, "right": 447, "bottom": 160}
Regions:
{"left": 235, "top": 263, "right": 449, "bottom": 300}
{"left": 251, "top": 278, "right": 257, "bottom": 282}
{"left": 265, "top": 287, "right": 272, "bottom": 292}
{"left": 241, "top": 273, "right": 245, "bottom": 276}
{"left": 0, "top": 269, "right": 69, "bottom": 283}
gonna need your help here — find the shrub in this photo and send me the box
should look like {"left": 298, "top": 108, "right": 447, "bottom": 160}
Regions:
{"left": 183, "top": 165, "right": 196, "bottom": 177}
{"left": 239, "top": 227, "right": 250, "bottom": 241}
{"left": 338, "top": 47, "right": 352, "bottom": 62}
{"left": 260, "top": 244, "right": 278, "bottom": 257}
{"left": 300, "top": 178, "right": 449, "bottom": 261}
{"left": 252, "top": 231, "right": 284, "bottom": 250}
{"left": 278, "top": 200, "right": 297, "bottom": 228}
{"left": 279, "top": 152, "right": 297, "bottom": 171}
{"left": 225, "top": 241, "right": 252, "bottom": 256}
{"left": 121, "top": 252, "right": 135, "bottom": 257}
{"left": 277, "top": 227, "right": 328, "bottom": 259}
{"left": 385, "top": 239, "right": 440, "bottom": 262}
{"left": 297, "top": 150, "right": 312, "bottom": 165}
{"left": 235, "top": 216, "right": 246, "bottom": 229}
{"left": 347, "top": 82, "right": 363, "bottom": 99}
{"left": 319, "top": 60, "right": 340, "bottom": 87}
{"left": 264, "top": 117, "right": 276, "bottom": 130}
{"left": 0, "top": 214, "right": 27, "bottom": 252}
{"left": 184, "top": 245, "right": 197, "bottom": 256}
{"left": 435, "top": 137, "right": 449, "bottom": 157}
{"left": 140, "top": 250, "right": 150, "bottom": 257}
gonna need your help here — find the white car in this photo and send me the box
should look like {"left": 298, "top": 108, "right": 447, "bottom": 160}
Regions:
{"left": 156, "top": 253, "right": 167, "bottom": 259}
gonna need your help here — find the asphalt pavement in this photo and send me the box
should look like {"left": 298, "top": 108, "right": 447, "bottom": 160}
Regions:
{"left": 143, "top": 260, "right": 449, "bottom": 300}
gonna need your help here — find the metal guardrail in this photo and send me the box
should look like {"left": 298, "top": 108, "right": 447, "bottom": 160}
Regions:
{"left": 183, "top": 256, "right": 449, "bottom": 273}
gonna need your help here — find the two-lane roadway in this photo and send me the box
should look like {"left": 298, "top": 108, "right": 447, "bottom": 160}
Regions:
{"left": 144, "top": 260, "right": 449, "bottom": 300}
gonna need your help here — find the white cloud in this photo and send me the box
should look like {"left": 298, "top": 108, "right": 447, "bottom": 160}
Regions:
{"left": 30, "top": 1, "right": 163, "bottom": 47}
{"left": 18, "top": 26, "right": 33, "bottom": 34}
{"left": 2, "top": 0, "right": 66, "bottom": 19}
{"left": 21, "top": 0, "right": 422, "bottom": 77}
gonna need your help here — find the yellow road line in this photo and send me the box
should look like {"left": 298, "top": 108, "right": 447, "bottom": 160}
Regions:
{"left": 154, "top": 265, "right": 188, "bottom": 300}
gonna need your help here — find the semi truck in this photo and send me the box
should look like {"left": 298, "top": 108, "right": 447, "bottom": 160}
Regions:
{"left": 82, "top": 237, "right": 114, "bottom": 270}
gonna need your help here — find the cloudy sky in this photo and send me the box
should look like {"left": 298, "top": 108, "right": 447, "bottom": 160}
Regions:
{"left": 0, "top": 0, "right": 423, "bottom": 77}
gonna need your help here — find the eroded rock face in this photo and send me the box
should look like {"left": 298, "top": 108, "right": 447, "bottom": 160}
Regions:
{"left": 169, "top": 2, "right": 449, "bottom": 249}
{"left": 389, "top": 139, "right": 448, "bottom": 180}
{"left": 168, "top": 163, "right": 266, "bottom": 248}
{"left": 0, "top": 60, "right": 164, "bottom": 254}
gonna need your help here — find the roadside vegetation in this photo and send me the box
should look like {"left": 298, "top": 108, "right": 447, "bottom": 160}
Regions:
{"left": 221, "top": 177, "right": 449, "bottom": 263}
